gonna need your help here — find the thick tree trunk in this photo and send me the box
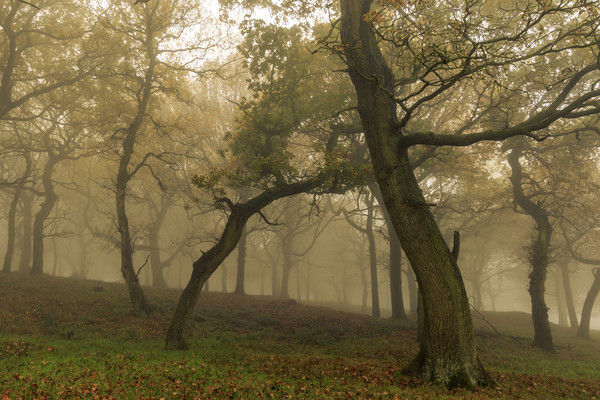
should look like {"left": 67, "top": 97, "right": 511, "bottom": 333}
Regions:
{"left": 406, "top": 260, "right": 418, "bottom": 314}
{"left": 558, "top": 258, "right": 579, "bottom": 329}
{"left": 340, "top": 0, "right": 491, "bottom": 387}
{"left": 577, "top": 268, "right": 600, "bottom": 340}
{"left": 508, "top": 145, "right": 555, "bottom": 352}
{"left": 19, "top": 191, "right": 33, "bottom": 272}
{"left": 234, "top": 225, "right": 247, "bottom": 294}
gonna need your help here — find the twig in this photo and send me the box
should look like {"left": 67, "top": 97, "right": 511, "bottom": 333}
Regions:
{"left": 258, "top": 210, "right": 281, "bottom": 226}
{"left": 470, "top": 304, "right": 522, "bottom": 345}
{"left": 17, "top": 0, "right": 40, "bottom": 9}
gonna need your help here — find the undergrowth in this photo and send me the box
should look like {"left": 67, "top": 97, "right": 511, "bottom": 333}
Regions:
{"left": 1, "top": 273, "right": 599, "bottom": 399}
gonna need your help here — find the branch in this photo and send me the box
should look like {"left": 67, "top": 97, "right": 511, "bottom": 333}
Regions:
{"left": 400, "top": 64, "right": 600, "bottom": 148}
{"left": 17, "top": 0, "right": 40, "bottom": 9}
{"left": 136, "top": 254, "right": 150, "bottom": 278}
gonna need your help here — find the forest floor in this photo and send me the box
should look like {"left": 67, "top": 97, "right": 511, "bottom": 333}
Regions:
{"left": 1, "top": 273, "right": 600, "bottom": 399}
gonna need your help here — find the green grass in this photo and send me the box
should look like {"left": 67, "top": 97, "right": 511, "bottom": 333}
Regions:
{"left": 1, "top": 273, "right": 600, "bottom": 399}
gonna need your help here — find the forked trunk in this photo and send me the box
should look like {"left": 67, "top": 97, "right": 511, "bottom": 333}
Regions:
{"left": 340, "top": 0, "right": 491, "bottom": 387}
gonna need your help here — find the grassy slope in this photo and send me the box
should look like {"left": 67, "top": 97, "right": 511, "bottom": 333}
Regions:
{"left": 1, "top": 273, "right": 599, "bottom": 399}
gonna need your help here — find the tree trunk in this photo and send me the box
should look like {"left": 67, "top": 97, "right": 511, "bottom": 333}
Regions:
{"left": 577, "top": 268, "right": 600, "bottom": 340}
{"left": 3, "top": 185, "right": 23, "bottom": 273}
{"left": 234, "top": 225, "right": 247, "bottom": 294}
{"left": 19, "top": 190, "right": 33, "bottom": 273}
{"left": 280, "top": 240, "right": 292, "bottom": 299}
{"left": 555, "top": 271, "right": 568, "bottom": 327}
{"left": 31, "top": 157, "right": 59, "bottom": 275}
{"left": 406, "top": 260, "right": 418, "bottom": 314}
{"left": 372, "top": 183, "right": 406, "bottom": 319}
{"left": 116, "top": 135, "right": 152, "bottom": 317}
{"left": 558, "top": 258, "right": 579, "bottom": 330}
{"left": 149, "top": 198, "right": 169, "bottom": 288}
{"left": 340, "top": 0, "right": 491, "bottom": 387}
{"left": 271, "top": 263, "right": 279, "bottom": 297}
{"left": 508, "top": 144, "right": 555, "bottom": 352}
{"left": 358, "top": 260, "right": 368, "bottom": 314}
{"left": 221, "top": 264, "right": 228, "bottom": 293}
{"left": 166, "top": 175, "right": 329, "bottom": 349}
{"left": 365, "top": 192, "right": 380, "bottom": 318}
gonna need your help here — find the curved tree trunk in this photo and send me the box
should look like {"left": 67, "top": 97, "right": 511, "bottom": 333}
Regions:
{"left": 508, "top": 144, "right": 555, "bottom": 353}
{"left": 340, "top": 0, "right": 491, "bottom": 387}
{"left": 31, "top": 157, "right": 59, "bottom": 275}
{"left": 577, "top": 268, "right": 600, "bottom": 340}
{"left": 234, "top": 225, "right": 248, "bottom": 294}
{"left": 166, "top": 176, "right": 330, "bottom": 349}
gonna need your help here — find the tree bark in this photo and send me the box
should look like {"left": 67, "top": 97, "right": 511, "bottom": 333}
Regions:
{"left": 406, "top": 260, "right": 418, "bottom": 314}
{"left": 507, "top": 144, "right": 555, "bottom": 352}
{"left": 340, "top": 0, "right": 491, "bottom": 387}
{"left": 577, "top": 268, "right": 600, "bottom": 340}
{"left": 234, "top": 225, "right": 248, "bottom": 294}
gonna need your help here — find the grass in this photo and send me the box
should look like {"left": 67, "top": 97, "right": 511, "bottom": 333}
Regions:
{"left": 1, "top": 273, "right": 600, "bottom": 399}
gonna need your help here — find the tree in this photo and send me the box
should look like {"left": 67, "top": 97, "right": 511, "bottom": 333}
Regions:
{"left": 2, "top": 149, "right": 32, "bottom": 273}
{"left": 507, "top": 140, "right": 555, "bottom": 352}
{"left": 91, "top": 0, "right": 218, "bottom": 317}
{"left": 0, "top": 0, "right": 95, "bottom": 120}
{"left": 343, "top": 189, "right": 382, "bottom": 318}
{"left": 165, "top": 22, "right": 366, "bottom": 349}
{"left": 337, "top": 0, "right": 600, "bottom": 388}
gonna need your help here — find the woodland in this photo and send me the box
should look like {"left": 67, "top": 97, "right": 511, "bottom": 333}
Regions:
{"left": 2, "top": 0, "right": 600, "bottom": 396}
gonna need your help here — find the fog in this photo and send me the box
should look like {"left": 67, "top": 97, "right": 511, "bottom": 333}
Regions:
{"left": 2, "top": 0, "right": 600, "bottom": 382}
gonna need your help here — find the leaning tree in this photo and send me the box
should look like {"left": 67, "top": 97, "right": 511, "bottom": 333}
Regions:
{"left": 335, "top": 0, "right": 600, "bottom": 388}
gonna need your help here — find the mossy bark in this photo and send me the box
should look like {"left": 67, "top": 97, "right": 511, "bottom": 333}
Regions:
{"left": 340, "top": 0, "right": 492, "bottom": 388}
